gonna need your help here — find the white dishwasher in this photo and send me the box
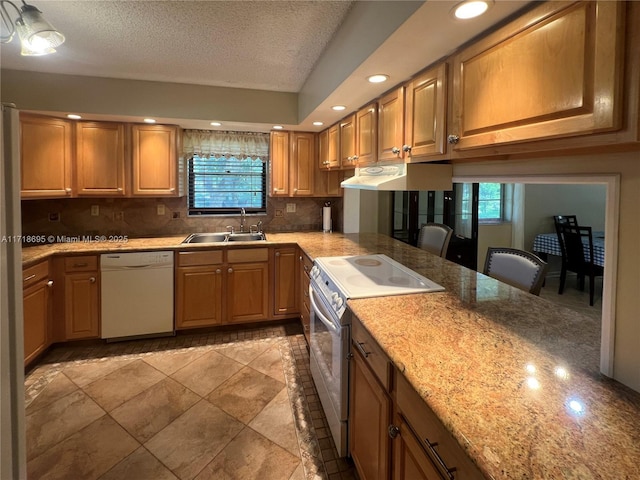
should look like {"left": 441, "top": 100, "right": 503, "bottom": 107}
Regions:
{"left": 101, "top": 251, "right": 174, "bottom": 340}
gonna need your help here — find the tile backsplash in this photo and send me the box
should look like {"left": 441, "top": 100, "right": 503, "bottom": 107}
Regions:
{"left": 21, "top": 196, "right": 343, "bottom": 239}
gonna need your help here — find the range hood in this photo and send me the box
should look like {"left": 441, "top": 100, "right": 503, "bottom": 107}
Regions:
{"left": 340, "top": 163, "right": 452, "bottom": 191}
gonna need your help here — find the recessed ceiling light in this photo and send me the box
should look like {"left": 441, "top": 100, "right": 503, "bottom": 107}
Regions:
{"left": 367, "top": 74, "right": 389, "bottom": 84}
{"left": 332, "top": 105, "right": 346, "bottom": 111}
{"left": 452, "top": 0, "right": 491, "bottom": 20}
{"left": 143, "top": 118, "right": 156, "bottom": 123}
{"left": 210, "top": 122, "right": 222, "bottom": 127}
{"left": 66, "top": 114, "right": 81, "bottom": 120}
{"left": 273, "top": 125, "right": 284, "bottom": 130}
{"left": 313, "top": 121, "right": 324, "bottom": 126}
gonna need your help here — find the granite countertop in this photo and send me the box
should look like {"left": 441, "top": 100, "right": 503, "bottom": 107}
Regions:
{"left": 21, "top": 232, "right": 640, "bottom": 478}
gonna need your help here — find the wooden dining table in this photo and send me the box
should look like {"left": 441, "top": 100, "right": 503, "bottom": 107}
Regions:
{"left": 533, "top": 231, "right": 605, "bottom": 267}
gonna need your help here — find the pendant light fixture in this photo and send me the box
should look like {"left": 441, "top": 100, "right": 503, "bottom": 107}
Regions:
{"left": 0, "top": 0, "right": 65, "bottom": 55}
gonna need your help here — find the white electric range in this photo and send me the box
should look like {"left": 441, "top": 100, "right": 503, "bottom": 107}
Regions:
{"left": 308, "top": 254, "right": 444, "bottom": 456}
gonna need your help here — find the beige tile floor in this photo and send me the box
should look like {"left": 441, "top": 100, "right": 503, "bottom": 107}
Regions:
{"left": 24, "top": 323, "right": 358, "bottom": 480}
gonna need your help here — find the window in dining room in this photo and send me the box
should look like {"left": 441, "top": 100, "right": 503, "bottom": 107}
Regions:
{"left": 478, "top": 183, "right": 504, "bottom": 222}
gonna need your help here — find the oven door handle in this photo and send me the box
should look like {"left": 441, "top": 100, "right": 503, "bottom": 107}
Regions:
{"left": 309, "top": 285, "right": 339, "bottom": 334}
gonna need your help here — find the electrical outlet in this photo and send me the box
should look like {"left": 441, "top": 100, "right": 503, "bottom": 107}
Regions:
{"left": 48, "top": 212, "right": 60, "bottom": 222}
{"left": 286, "top": 203, "right": 296, "bottom": 213}
{"left": 90, "top": 205, "right": 99, "bottom": 216}
{"left": 114, "top": 212, "right": 124, "bottom": 221}
{"left": 157, "top": 204, "right": 165, "bottom": 215}
{"left": 275, "top": 209, "right": 284, "bottom": 217}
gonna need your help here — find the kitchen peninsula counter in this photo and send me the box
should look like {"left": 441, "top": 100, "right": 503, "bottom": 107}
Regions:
{"left": 21, "top": 232, "right": 640, "bottom": 478}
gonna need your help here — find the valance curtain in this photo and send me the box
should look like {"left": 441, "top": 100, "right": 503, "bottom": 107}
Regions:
{"left": 183, "top": 129, "right": 269, "bottom": 159}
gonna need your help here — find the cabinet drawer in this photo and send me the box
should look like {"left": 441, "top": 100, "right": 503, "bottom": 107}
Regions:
{"left": 228, "top": 248, "right": 268, "bottom": 263}
{"left": 396, "top": 372, "right": 483, "bottom": 480}
{"left": 23, "top": 261, "right": 49, "bottom": 289}
{"left": 352, "top": 317, "right": 391, "bottom": 391}
{"left": 178, "top": 250, "right": 223, "bottom": 267}
{"left": 64, "top": 256, "right": 98, "bottom": 272}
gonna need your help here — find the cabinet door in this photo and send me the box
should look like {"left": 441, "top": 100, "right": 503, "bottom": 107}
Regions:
{"left": 350, "top": 347, "right": 391, "bottom": 480}
{"left": 318, "top": 127, "right": 339, "bottom": 170}
{"left": 378, "top": 87, "right": 405, "bottom": 163}
{"left": 76, "top": 122, "right": 126, "bottom": 196}
{"left": 340, "top": 114, "right": 357, "bottom": 168}
{"left": 131, "top": 124, "right": 178, "bottom": 196}
{"left": 23, "top": 280, "right": 50, "bottom": 365}
{"left": 405, "top": 64, "right": 447, "bottom": 161}
{"left": 20, "top": 115, "right": 73, "bottom": 198}
{"left": 273, "top": 247, "right": 299, "bottom": 316}
{"left": 392, "top": 415, "right": 442, "bottom": 480}
{"left": 176, "top": 266, "right": 223, "bottom": 329}
{"left": 290, "top": 132, "right": 315, "bottom": 196}
{"left": 357, "top": 103, "right": 378, "bottom": 166}
{"left": 64, "top": 272, "right": 100, "bottom": 339}
{"left": 448, "top": 1, "right": 624, "bottom": 152}
{"left": 270, "top": 131, "right": 290, "bottom": 196}
{"left": 227, "top": 262, "right": 269, "bottom": 323}
{"left": 315, "top": 170, "right": 344, "bottom": 197}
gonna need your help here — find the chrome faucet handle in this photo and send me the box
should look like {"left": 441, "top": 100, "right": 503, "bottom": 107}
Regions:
{"left": 226, "top": 225, "right": 235, "bottom": 234}
{"left": 250, "top": 224, "right": 258, "bottom": 234}
{"left": 257, "top": 220, "right": 263, "bottom": 233}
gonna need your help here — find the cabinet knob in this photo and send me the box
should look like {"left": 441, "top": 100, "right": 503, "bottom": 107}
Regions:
{"left": 323, "top": 161, "right": 330, "bottom": 165}
{"left": 293, "top": 188, "right": 298, "bottom": 193}
{"left": 352, "top": 155, "right": 359, "bottom": 161}
{"left": 47, "top": 280, "right": 54, "bottom": 288}
{"left": 170, "top": 188, "right": 175, "bottom": 192}
{"left": 299, "top": 256, "right": 303, "bottom": 261}
{"left": 275, "top": 252, "right": 280, "bottom": 257}
{"left": 403, "top": 145, "right": 412, "bottom": 153}
{"left": 65, "top": 188, "right": 72, "bottom": 194}
{"left": 89, "top": 277, "right": 96, "bottom": 283}
{"left": 228, "top": 268, "right": 233, "bottom": 273}
{"left": 117, "top": 187, "right": 123, "bottom": 192}
{"left": 391, "top": 146, "right": 401, "bottom": 155}
{"left": 388, "top": 425, "right": 400, "bottom": 439}
{"left": 447, "top": 134, "right": 460, "bottom": 145}
{"left": 273, "top": 188, "right": 281, "bottom": 193}
{"left": 216, "top": 269, "right": 221, "bottom": 274}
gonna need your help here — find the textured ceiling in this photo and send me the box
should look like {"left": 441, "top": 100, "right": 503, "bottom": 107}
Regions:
{"left": 0, "top": 0, "right": 354, "bottom": 92}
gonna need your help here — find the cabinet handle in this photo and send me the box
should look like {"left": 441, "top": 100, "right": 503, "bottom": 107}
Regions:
{"left": 424, "top": 438, "right": 457, "bottom": 480}
{"left": 74, "top": 262, "right": 88, "bottom": 268}
{"left": 228, "top": 268, "right": 233, "bottom": 273}
{"left": 391, "top": 146, "right": 401, "bottom": 155}
{"left": 388, "top": 425, "right": 400, "bottom": 439}
{"left": 23, "top": 274, "right": 36, "bottom": 282}
{"left": 403, "top": 145, "right": 412, "bottom": 153}
{"left": 47, "top": 280, "right": 54, "bottom": 288}
{"left": 447, "top": 134, "right": 460, "bottom": 145}
{"left": 89, "top": 277, "right": 96, "bottom": 283}
{"left": 275, "top": 252, "right": 280, "bottom": 257}
{"left": 216, "top": 269, "right": 221, "bottom": 274}
{"left": 354, "top": 340, "right": 370, "bottom": 358}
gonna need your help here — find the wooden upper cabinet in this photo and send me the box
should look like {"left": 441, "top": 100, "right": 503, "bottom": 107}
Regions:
{"left": 448, "top": 1, "right": 625, "bottom": 152}
{"left": 75, "top": 122, "right": 126, "bottom": 196}
{"left": 378, "top": 87, "right": 405, "bottom": 163}
{"left": 404, "top": 63, "right": 447, "bottom": 162}
{"left": 270, "top": 131, "right": 290, "bottom": 196}
{"left": 319, "top": 124, "right": 339, "bottom": 170}
{"left": 339, "top": 114, "right": 357, "bottom": 168}
{"left": 356, "top": 103, "right": 378, "bottom": 166}
{"left": 131, "top": 124, "right": 178, "bottom": 196}
{"left": 290, "top": 132, "right": 315, "bottom": 196}
{"left": 20, "top": 114, "right": 73, "bottom": 198}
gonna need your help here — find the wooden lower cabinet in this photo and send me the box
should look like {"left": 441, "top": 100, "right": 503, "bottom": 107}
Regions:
{"left": 60, "top": 256, "right": 100, "bottom": 340}
{"left": 392, "top": 415, "right": 443, "bottom": 480}
{"left": 273, "top": 247, "right": 299, "bottom": 317}
{"left": 23, "top": 261, "right": 51, "bottom": 366}
{"left": 176, "top": 265, "right": 223, "bottom": 328}
{"left": 350, "top": 346, "right": 391, "bottom": 480}
{"left": 227, "top": 261, "right": 269, "bottom": 323}
{"left": 299, "top": 251, "right": 313, "bottom": 343}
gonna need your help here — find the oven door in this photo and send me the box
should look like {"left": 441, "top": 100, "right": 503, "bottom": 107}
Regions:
{"left": 309, "top": 283, "right": 350, "bottom": 456}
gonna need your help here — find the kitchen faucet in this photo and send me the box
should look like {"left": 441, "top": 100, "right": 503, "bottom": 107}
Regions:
{"left": 240, "top": 208, "right": 246, "bottom": 232}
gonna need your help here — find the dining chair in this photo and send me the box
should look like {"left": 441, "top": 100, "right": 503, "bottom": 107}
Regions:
{"left": 417, "top": 223, "right": 453, "bottom": 257}
{"left": 483, "top": 247, "right": 548, "bottom": 296}
{"left": 553, "top": 215, "right": 578, "bottom": 228}
{"left": 558, "top": 224, "right": 603, "bottom": 306}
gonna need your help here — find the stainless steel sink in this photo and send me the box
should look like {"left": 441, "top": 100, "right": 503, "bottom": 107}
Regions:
{"left": 181, "top": 232, "right": 267, "bottom": 244}
{"left": 226, "top": 233, "right": 267, "bottom": 242}
{"left": 181, "top": 233, "right": 228, "bottom": 244}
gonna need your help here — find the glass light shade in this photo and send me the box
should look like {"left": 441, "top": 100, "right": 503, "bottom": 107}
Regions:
{"left": 20, "top": 4, "right": 65, "bottom": 49}
{"left": 454, "top": 1, "right": 489, "bottom": 20}
{"left": 15, "top": 19, "right": 55, "bottom": 55}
